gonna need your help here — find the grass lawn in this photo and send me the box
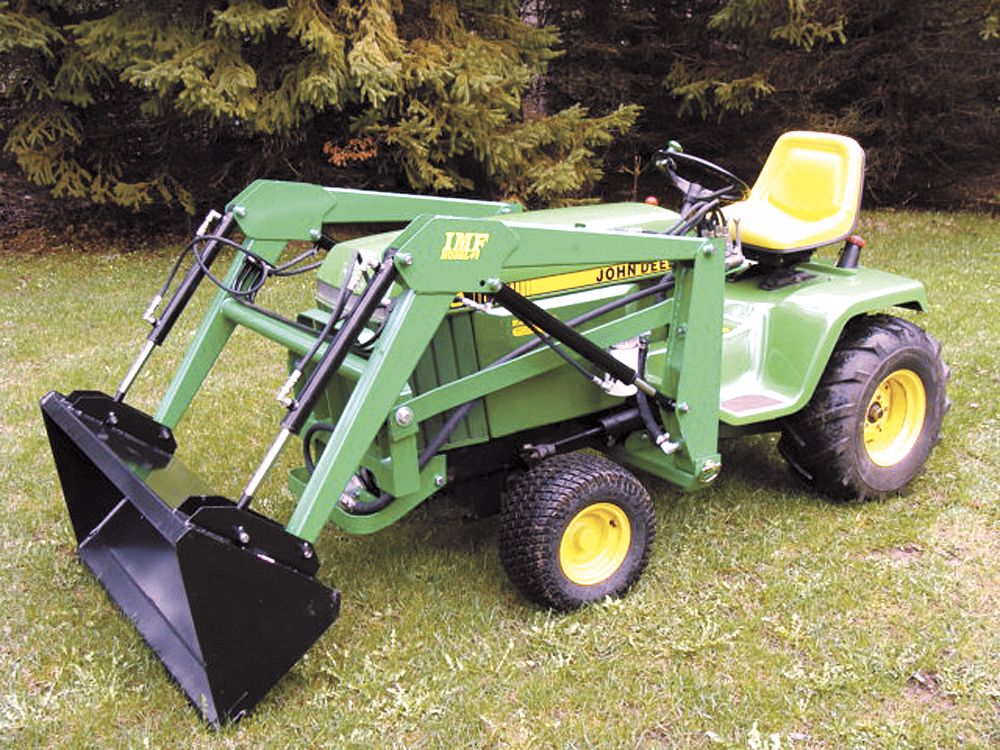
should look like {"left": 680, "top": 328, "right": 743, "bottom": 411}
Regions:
{"left": 1, "top": 210, "right": 997, "bottom": 748}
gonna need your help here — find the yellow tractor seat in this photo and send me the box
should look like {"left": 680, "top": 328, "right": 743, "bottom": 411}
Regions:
{"left": 723, "top": 131, "right": 865, "bottom": 256}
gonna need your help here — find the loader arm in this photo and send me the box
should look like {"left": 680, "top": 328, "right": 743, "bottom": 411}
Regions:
{"left": 147, "top": 189, "right": 727, "bottom": 540}
{"left": 155, "top": 181, "right": 521, "bottom": 429}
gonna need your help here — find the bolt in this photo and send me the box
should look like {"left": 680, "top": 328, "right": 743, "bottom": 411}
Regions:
{"left": 300, "top": 541, "right": 314, "bottom": 559}
{"left": 482, "top": 277, "right": 502, "bottom": 292}
{"left": 105, "top": 411, "right": 118, "bottom": 426}
{"left": 309, "top": 228, "right": 321, "bottom": 240}
{"left": 698, "top": 459, "right": 723, "bottom": 484}
{"left": 395, "top": 407, "right": 414, "bottom": 427}
{"left": 234, "top": 525, "right": 250, "bottom": 545}
{"left": 676, "top": 325, "right": 687, "bottom": 338}
{"left": 159, "top": 427, "right": 172, "bottom": 442}
{"left": 232, "top": 205, "right": 247, "bottom": 217}
{"left": 677, "top": 402, "right": 690, "bottom": 414}
{"left": 396, "top": 252, "right": 413, "bottom": 266}
{"left": 434, "top": 475, "right": 446, "bottom": 487}
{"left": 702, "top": 243, "right": 715, "bottom": 256}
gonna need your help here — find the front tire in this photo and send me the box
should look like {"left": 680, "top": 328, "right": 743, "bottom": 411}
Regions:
{"left": 499, "top": 453, "right": 655, "bottom": 611}
{"left": 779, "top": 314, "right": 948, "bottom": 500}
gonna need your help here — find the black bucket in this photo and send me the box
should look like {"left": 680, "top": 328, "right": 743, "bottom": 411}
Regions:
{"left": 40, "top": 390, "right": 340, "bottom": 726}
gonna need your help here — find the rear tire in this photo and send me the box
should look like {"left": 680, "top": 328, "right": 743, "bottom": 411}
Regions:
{"left": 779, "top": 314, "right": 948, "bottom": 500}
{"left": 499, "top": 453, "right": 655, "bottom": 611}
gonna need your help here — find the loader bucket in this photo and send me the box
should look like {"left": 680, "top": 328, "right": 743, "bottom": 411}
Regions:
{"left": 40, "top": 390, "right": 340, "bottom": 726}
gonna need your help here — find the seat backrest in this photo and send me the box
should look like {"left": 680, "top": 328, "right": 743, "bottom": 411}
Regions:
{"left": 749, "top": 131, "right": 864, "bottom": 229}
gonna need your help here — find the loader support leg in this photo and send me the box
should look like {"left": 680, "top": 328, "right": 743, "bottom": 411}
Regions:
{"left": 287, "top": 290, "right": 455, "bottom": 542}
{"left": 611, "top": 249, "right": 725, "bottom": 487}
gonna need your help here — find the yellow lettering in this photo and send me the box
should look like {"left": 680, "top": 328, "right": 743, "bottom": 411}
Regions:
{"left": 470, "top": 233, "right": 489, "bottom": 259}
{"left": 440, "top": 231, "right": 491, "bottom": 260}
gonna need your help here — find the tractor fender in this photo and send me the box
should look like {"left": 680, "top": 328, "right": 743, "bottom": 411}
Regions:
{"left": 716, "top": 262, "right": 927, "bottom": 427}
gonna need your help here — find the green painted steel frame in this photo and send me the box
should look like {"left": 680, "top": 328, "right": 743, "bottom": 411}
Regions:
{"left": 153, "top": 182, "right": 726, "bottom": 542}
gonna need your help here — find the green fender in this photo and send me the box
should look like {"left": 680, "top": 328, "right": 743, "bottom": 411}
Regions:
{"left": 712, "top": 260, "right": 927, "bottom": 428}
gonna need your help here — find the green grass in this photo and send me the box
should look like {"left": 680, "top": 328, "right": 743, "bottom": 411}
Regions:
{"left": 1, "top": 211, "right": 997, "bottom": 748}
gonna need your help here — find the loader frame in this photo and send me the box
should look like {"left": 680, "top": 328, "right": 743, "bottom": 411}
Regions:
{"left": 152, "top": 180, "right": 726, "bottom": 540}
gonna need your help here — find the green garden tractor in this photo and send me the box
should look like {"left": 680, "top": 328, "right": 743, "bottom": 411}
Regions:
{"left": 41, "top": 131, "right": 948, "bottom": 725}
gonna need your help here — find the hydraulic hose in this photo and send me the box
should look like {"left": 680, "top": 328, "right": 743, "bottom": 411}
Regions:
{"left": 635, "top": 338, "right": 666, "bottom": 444}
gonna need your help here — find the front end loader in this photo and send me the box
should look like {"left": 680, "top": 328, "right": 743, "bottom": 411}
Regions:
{"left": 42, "top": 132, "right": 948, "bottom": 724}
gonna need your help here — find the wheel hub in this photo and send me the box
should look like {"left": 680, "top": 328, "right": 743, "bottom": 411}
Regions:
{"left": 559, "top": 503, "right": 631, "bottom": 586}
{"left": 863, "top": 369, "right": 927, "bottom": 467}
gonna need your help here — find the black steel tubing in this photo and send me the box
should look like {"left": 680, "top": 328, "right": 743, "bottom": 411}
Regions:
{"left": 148, "top": 213, "right": 236, "bottom": 346}
{"left": 492, "top": 284, "right": 638, "bottom": 386}
{"left": 282, "top": 256, "right": 398, "bottom": 434}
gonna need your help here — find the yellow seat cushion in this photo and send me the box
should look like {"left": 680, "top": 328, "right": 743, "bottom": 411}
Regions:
{"left": 722, "top": 131, "right": 865, "bottom": 252}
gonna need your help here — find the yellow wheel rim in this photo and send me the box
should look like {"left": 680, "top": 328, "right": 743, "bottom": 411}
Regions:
{"left": 559, "top": 503, "right": 631, "bottom": 586}
{"left": 863, "top": 369, "right": 926, "bottom": 467}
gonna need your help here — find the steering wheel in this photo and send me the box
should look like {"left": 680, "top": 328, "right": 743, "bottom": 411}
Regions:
{"left": 654, "top": 143, "right": 750, "bottom": 210}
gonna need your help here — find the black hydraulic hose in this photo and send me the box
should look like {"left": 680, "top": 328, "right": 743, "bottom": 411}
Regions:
{"left": 664, "top": 197, "right": 721, "bottom": 237}
{"left": 425, "top": 272, "right": 676, "bottom": 462}
{"left": 282, "top": 255, "right": 398, "bottom": 435}
{"left": 149, "top": 213, "right": 236, "bottom": 345}
{"left": 295, "top": 251, "right": 361, "bottom": 372}
{"left": 189, "top": 234, "right": 273, "bottom": 299}
{"left": 303, "top": 421, "right": 337, "bottom": 473}
{"left": 168, "top": 230, "right": 331, "bottom": 306}
{"left": 339, "top": 272, "right": 677, "bottom": 516}
{"left": 635, "top": 337, "right": 667, "bottom": 445}
{"left": 519, "top": 318, "right": 602, "bottom": 385}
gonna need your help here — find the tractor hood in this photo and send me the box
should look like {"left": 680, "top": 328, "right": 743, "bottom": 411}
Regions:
{"left": 316, "top": 202, "right": 681, "bottom": 307}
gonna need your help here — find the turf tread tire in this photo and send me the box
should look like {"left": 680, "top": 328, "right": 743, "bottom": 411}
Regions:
{"left": 499, "top": 453, "right": 655, "bottom": 611}
{"left": 778, "top": 314, "right": 948, "bottom": 501}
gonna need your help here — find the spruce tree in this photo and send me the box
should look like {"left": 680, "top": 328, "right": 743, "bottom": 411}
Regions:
{"left": 0, "top": 1, "right": 639, "bottom": 213}
{"left": 540, "top": 0, "right": 998, "bottom": 208}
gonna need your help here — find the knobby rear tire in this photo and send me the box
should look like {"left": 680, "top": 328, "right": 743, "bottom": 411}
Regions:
{"left": 779, "top": 314, "right": 949, "bottom": 501}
